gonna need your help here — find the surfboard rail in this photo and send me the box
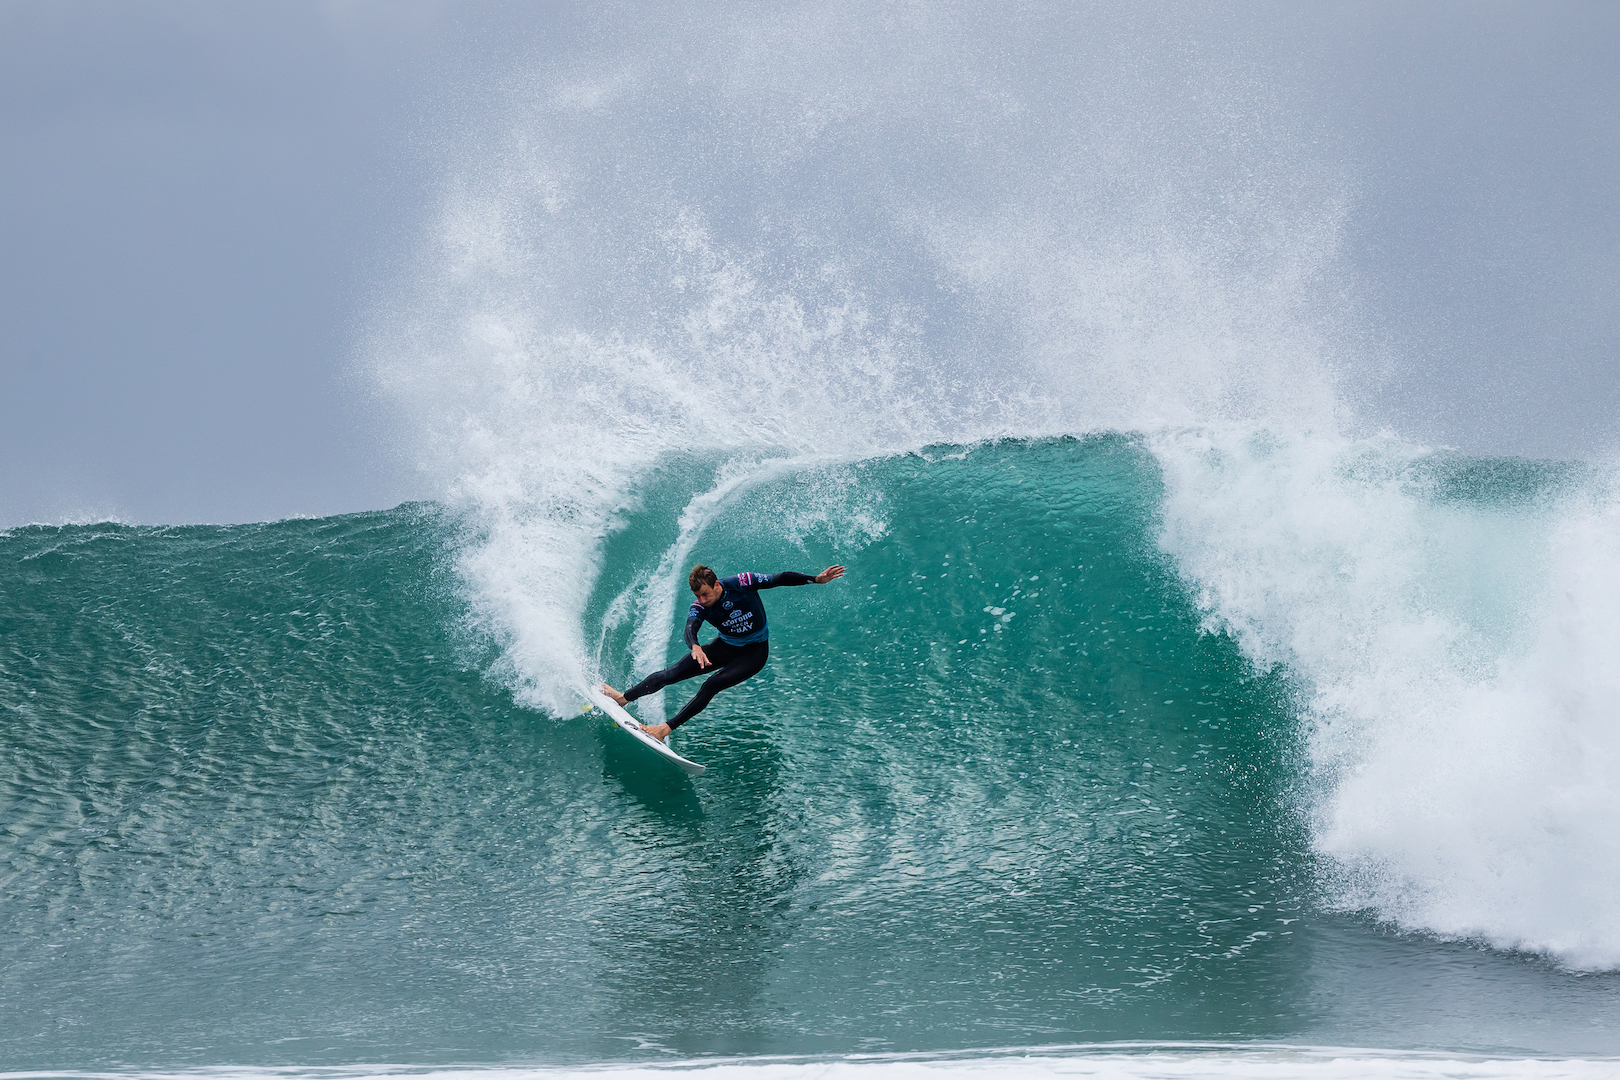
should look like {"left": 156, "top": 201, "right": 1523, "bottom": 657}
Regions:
{"left": 583, "top": 689, "right": 707, "bottom": 776}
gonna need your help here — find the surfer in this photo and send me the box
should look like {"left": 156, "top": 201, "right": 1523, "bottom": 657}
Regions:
{"left": 602, "top": 563, "right": 846, "bottom": 741}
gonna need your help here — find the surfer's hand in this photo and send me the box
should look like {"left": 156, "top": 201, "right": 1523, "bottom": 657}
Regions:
{"left": 692, "top": 644, "right": 711, "bottom": 668}
{"left": 815, "top": 565, "right": 846, "bottom": 584}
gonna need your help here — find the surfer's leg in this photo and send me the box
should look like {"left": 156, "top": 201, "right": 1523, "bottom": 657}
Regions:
{"left": 620, "top": 655, "right": 703, "bottom": 703}
{"left": 667, "top": 641, "right": 769, "bottom": 730}
{"left": 620, "top": 640, "right": 743, "bottom": 703}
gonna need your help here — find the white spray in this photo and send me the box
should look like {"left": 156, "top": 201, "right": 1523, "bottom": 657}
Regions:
{"left": 364, "top": 2, "right": 1619, "bottom": 968}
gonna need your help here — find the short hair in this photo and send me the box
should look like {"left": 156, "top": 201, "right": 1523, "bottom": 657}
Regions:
{"left": 688, "top": 564, "right": 719, "bottom": 594}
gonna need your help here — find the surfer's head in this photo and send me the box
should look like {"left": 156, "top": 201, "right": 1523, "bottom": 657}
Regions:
{"left": 688, "top": 564, "right": 722, "bottom": 605}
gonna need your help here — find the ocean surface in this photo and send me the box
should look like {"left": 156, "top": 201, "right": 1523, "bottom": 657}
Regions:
{"left": 5, "top": 433, "right": 1619, "bottom": 1076}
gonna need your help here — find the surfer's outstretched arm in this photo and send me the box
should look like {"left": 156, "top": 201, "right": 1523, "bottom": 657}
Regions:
{"left": 753, "top": 565, "right": 846, "bottom": 588}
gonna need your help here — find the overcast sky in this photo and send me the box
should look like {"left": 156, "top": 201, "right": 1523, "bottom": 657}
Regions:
{"left": 0, "top": 1, "right": 583, "bottom": 525}
{"left": 2, "top": 1, "right": 1616, "bottom": 526}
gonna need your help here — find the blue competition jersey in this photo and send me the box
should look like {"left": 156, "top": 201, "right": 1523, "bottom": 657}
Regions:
{"left": 687, "top": 571, "right": 813, "bottom": 646}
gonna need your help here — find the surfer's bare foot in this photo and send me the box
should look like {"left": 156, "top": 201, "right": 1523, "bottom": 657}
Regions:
{"left": 640, "top": 722, "right": 672, "bottom": 742}
{"left": 600, "top": 682, "right": 628, "bottom": 706}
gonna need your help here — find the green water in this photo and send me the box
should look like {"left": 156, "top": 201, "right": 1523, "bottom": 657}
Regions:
{"left": 2, "top": 437, "right": 1616, "bottom": 1068}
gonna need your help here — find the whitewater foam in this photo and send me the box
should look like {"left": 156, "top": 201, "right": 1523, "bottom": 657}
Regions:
{"left": 1154, "top": 427, "right": 1620, "bottom": 968}
{"left": 10, "top": 1047, "right": 1619, "bottom": 1080}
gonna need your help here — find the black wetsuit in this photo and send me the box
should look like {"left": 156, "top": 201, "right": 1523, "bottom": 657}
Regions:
{"left": 622, "top": 571, "right": 815, "bottom": 729}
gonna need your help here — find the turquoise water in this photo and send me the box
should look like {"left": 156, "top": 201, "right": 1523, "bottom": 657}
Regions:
{"left": 3, "top": 437, "right": 1618, "bottom": 1069}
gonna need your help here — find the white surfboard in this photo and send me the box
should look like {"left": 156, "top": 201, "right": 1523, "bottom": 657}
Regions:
{"left": 583, "top": 689, "right": 707, "bottom": 776}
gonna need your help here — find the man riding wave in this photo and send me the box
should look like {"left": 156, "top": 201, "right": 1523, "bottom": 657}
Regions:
{"left": 602, "top": 562, "right": 846, "bottom": 741}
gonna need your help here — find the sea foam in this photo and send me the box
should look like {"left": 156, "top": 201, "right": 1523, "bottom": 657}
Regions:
{"left": 1155, "top": 426, "right": 1620, "bottom": 969}
{"left": 13, "top": 1048, "right": 1619, "bottom": 1080}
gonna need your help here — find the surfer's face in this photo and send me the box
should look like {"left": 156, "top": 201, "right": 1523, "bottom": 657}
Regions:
{"left": 693, "top": 580, "right": 724, "bottom": 606}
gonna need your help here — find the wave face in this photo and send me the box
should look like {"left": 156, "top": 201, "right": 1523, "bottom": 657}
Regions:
{"left": 4, "top": 441, "right": 1620, "bottom": 1068}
